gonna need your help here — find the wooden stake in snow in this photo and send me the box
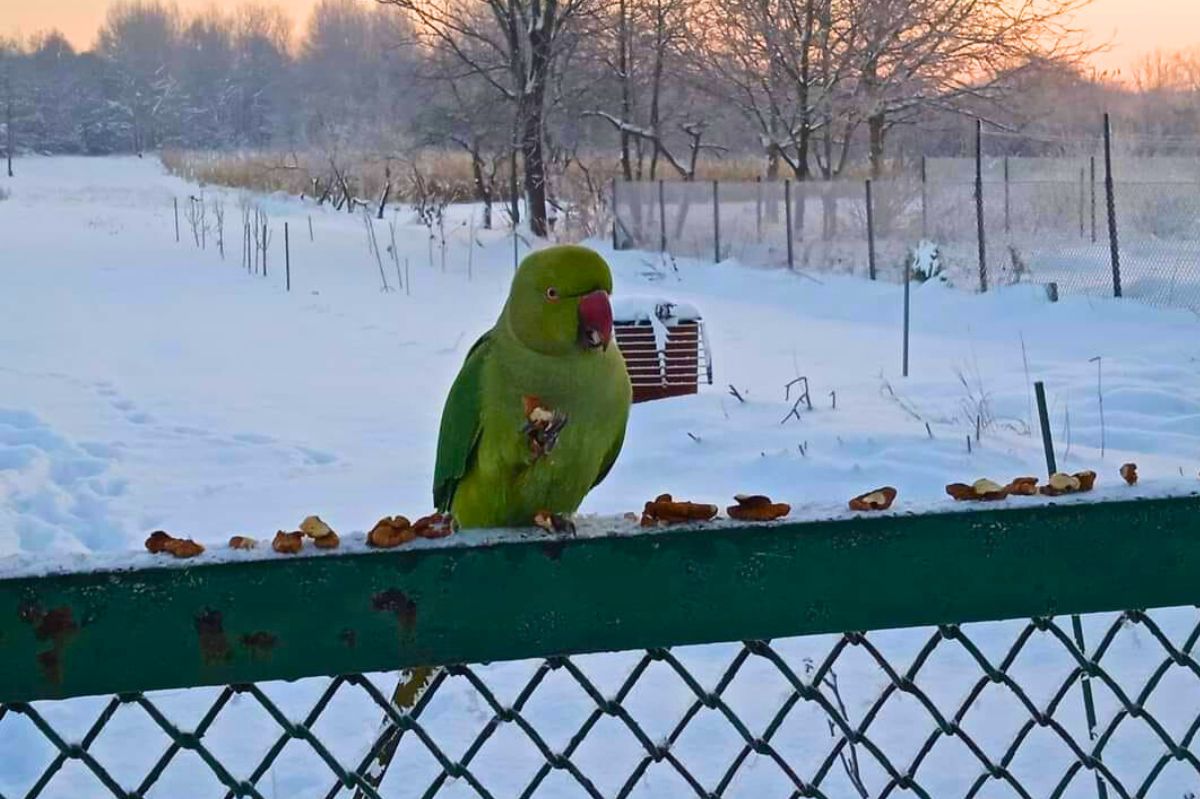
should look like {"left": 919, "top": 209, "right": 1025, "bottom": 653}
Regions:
{"left": 387, "top": 218, "right": 403, "bottom": 292}
{"left": 308, "top": 215, "right": 314, "bottom": 242}
{"left": 467, "top": 213, "right": 476, "bottom": 281}
{"left": 362, "top": 212, "right": 390, "bottom": 292}
{"left": 1090, "top": 356, "right": 1105, "bottom": 458}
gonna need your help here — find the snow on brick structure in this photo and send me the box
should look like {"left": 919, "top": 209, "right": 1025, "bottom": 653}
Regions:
{"left": 612, "top": 297, "right": 713, "bottom": 403}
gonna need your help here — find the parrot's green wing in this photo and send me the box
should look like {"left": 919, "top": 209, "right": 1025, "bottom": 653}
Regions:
{"left": 591, "top": 413, "right": 627, "bottom": 489}
{"left": 433, "top": 333, "right": 492, "bottom": 512}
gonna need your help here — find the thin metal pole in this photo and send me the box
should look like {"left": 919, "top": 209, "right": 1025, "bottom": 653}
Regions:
{"left": 920, "top": 155, "right": 928, "bottom": 238}
{"left": 1035, "top": 381, "right": 1056, "bottom": 476}
{"left": 755, "top": 176, "right": 763, "bottom": 241}
{"left": 262, "top": 224, "right": 268, "bottom": 277}
{"left": 865, "top": 179, "right": 877, "bottom": 281}
{"left": 784, "top": 180, "right": 794, "bottom": 269}
{"left": 712, "top": 180, "right": 721, "bottom": 263}
{"left": 902, "top": 251, "right": 911, "bottom": 377}
{"left": 173, "top": 198, "right": 180, "bottom": 243}
{"left": 284, "top": 222, "right": 290, "bottom": 293}
{"left": 611, "top": 178, "right": 619, "bottom": 250}
{"left": 1079, "top": 167, "right": 1086, "bottom": 238}
{"left": 1090, "top": 155, "right": 1097, "bottom": 243}
{"left": 657, "top": 179, "right": 667, "bottom": 253}
{"left": 1103, "top": 113, "right": 1122, "bottom": 298}
{"left": 975, "top": 119, "right": 988, "bottom": 293}
{"left": 1003, "top": 156, "right": 1010, "bottom": 235}
{"left": 1071, "top": 613, "right": 1110, "bottom": 799}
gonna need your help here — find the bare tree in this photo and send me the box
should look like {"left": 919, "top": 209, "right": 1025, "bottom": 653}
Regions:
{"left": 838, "top": 0, "right": 1092, "bottom": 176}
{"left": 96, "top": 1, "right": 182, "bottom": 152}
{"left": 0, "top": 38, "right": 17, "bottom": 177}
{"left": 414, "top": 73, "right": 508, "bottom": 228}
{"left": 377, "top": 0, "right": 597, "bottom": 238}
{"left": 587, "top": 0, "right": 707, "bottom": 180}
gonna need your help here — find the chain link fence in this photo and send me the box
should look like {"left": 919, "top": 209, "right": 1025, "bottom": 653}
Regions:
{"left": 4, "top": 604, "right": 1200, "bottom": 798}
{"left": 613, "top": 158, "right": 1200, "bottom": 315}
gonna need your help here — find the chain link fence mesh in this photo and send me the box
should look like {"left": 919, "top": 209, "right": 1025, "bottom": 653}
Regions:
{"left": 615, "top": 161, "right": 1200, "bottom": 314}
{"left": 5, "top": 605, "right": 1200, "bottom": 798}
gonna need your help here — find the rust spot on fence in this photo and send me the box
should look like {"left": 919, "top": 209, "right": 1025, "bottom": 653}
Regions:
{"left": 239, "top": 631, "right": 278, "bottom": 660}
{"left": 18, "top": 604, "right": 79, "bottom": 685}
{"left": 372, "top": 589, "right": 418, "bottom": 633}
{"left": 195, "top": 609, "right": 232, "bottom": 666}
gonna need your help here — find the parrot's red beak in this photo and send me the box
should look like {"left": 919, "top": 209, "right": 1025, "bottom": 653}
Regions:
{"left": 578, "top": 290, "right": 613, "bottom": 351}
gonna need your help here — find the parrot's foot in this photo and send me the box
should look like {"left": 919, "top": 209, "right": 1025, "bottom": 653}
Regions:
{"left": 523, "top": 403, "right": 569, "bottom": 460}
{"left": 534, "top": 510, "right": 576, "bottom": 536}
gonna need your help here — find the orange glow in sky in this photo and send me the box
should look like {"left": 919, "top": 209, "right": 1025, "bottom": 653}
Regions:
{"left": 0, "top": 0, "right": 1196, "bottom": 76}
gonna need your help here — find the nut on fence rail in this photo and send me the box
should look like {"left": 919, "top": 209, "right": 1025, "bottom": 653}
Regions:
{"left": 3, "top": 494, "right": 1200, "bottom": 798}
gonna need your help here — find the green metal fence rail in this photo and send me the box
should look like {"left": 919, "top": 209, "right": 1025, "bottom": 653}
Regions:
{"left": 2, "top": 494, "right": 1200, "bottom": 798}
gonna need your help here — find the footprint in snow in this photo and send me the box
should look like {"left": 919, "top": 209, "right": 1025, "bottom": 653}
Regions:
{"left": 0, "top": 408, "right": 126, "bottom": 553}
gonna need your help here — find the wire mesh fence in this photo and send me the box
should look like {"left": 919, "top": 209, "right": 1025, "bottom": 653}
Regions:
{"left": 4, "top": 604, "right": 1200, "bottom": 798}
{"left": 614, "top": 160, "right": 1200, "bottom": 315}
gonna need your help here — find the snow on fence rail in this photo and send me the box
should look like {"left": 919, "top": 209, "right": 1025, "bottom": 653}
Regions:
{"left": 3, "top": 493, "right": 1200, "bottom": 797}
{"left": 614, "top": 169, "right": 1200, "bottom": 315}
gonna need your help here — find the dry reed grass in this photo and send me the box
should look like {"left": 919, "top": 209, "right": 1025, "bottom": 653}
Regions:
{"left": 160, "top": 147, "right": 771, "bottom": 240}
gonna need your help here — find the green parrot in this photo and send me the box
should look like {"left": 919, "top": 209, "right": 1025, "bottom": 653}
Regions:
{"left": 433, "top": 244, "right": 632, "bottom": 530}
{"left": 356, "top": 247, "right": 632, "bottom": 797}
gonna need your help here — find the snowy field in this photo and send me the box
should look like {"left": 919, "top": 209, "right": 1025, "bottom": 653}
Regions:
{"left": 2, "top": 156, "right": 1200, "bottom": 797}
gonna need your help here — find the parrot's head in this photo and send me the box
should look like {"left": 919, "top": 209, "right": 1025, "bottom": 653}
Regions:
{"left": 505, "top": 245, "right": 615, "bottom": 357}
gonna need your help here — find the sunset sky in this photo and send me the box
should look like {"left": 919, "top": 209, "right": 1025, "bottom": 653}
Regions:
{"left": 0, "top": 0, "right": 1196, "bottom": 77}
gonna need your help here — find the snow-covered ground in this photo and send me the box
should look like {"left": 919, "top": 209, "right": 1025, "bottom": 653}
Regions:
{"left": 2, "top": 156, "right": 1199, "bottom": 797}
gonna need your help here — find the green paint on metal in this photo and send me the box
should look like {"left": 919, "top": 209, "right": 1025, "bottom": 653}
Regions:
{"left": 2, "top": 495, "right": 1199, "bottom": 704}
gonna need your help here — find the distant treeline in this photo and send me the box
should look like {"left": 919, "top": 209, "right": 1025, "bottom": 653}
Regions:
{"left": 0, "top": 1, "right": 417, "bottom": 156}
{"left": 5, "top": 0, "right": 1200, "bottom": 237}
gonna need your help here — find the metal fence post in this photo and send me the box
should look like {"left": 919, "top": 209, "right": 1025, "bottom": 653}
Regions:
{"left": 903, "top": 250, "right": 910, "bottom": 377}
{"left": 712, "top": 180, "right": 721, "bottom": 263}
{"left": 865, "top": 179, "right": 877, "bottom": 281}
{"left": 1079, "top": 167, "right": 1086, "bottom": 239}
{"left": 657, "top": 179, "right": 667, "bottom": 253}
{"left": 784, "top": 179, "right": 794, "bottom": 269}
{"left": 611, "top": 178, "right": 619, "bottom": 250}
{"left": 1003, "top": 156, "right": 1011, "bottom": 235}
{"left": 920, "top": 155, "right": 928, "bottom": 238}
{"left": 755, "top": 176, "right": 763, "bottom": 241}
{"left": 975, "top": 119, "right": 988, "bottom": 293}
{"left": 1090, "top": 155, "right": 1097, "bottom": 243}
{"left": 1035, "top": 381, "right": 1056, "bottom": 476}
{"left": 284, "top": 222, "right": 290, "bottom": 292}
{"left": 1103, "top": 113, "right": 1122, "bottom": 298}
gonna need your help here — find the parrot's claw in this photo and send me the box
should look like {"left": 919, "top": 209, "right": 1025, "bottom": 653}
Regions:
{"left": 534, "top": 511, "right": 576, "bottom": 536}
{"left": 526, "top": 411, "right": 569, "bottom": 460}
{"left": 542, "top": 411, "right": 569, "bottom": 453}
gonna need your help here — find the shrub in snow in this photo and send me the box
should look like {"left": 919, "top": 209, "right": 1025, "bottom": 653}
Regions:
{"left": 1003, "top": 245, "right": 1032, "bottom": 285}
{"left": 907, "top": 240, "right": 946, "bottom": 283}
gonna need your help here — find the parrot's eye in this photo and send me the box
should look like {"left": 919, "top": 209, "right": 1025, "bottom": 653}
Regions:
{"left": 545, "top": 287, "right": 559, "bottom": 302}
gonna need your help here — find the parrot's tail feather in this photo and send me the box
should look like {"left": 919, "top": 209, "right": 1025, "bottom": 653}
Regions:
{"left": 350, "top": 665, "right": 441, "bottom": 799}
